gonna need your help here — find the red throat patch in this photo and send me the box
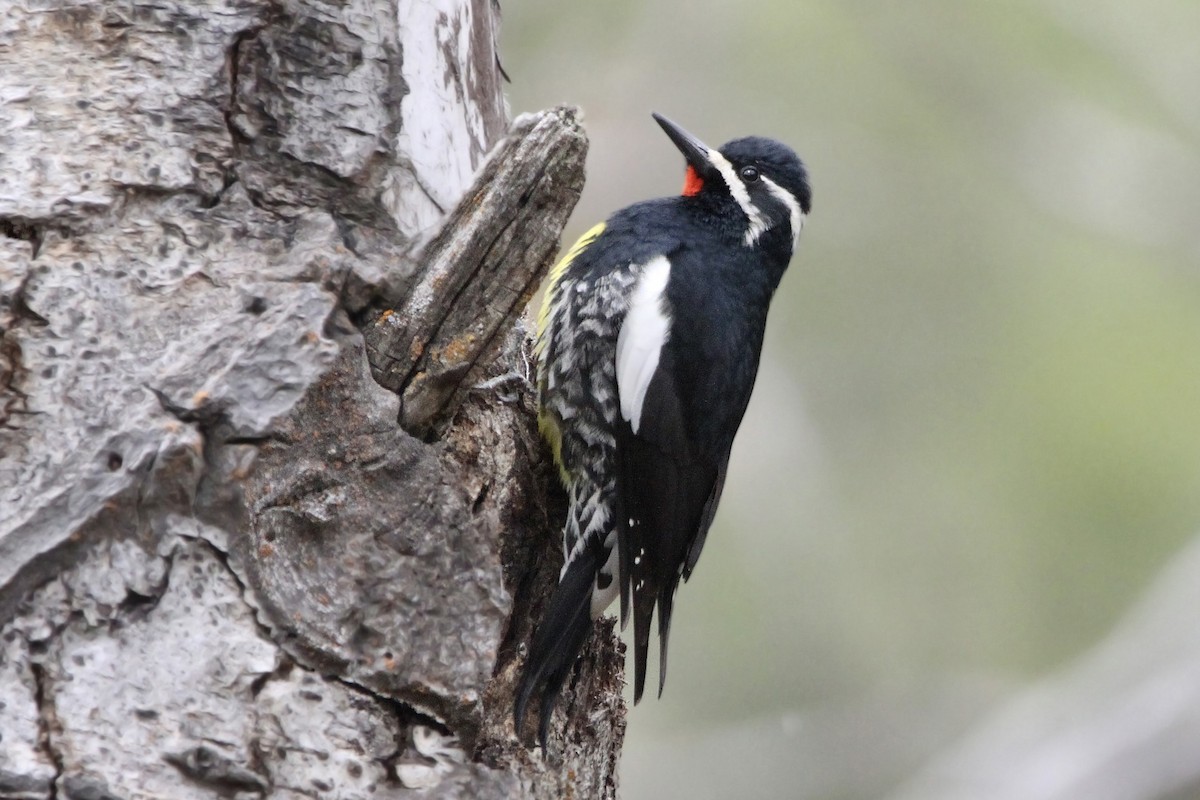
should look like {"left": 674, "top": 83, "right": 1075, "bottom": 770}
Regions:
{"left": 682, "top": 165, "right": 704, "bottom": 197}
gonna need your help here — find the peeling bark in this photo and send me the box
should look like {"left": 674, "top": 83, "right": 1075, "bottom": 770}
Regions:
{"left": 0, "top": 1, "right": 623, "bottom": 798}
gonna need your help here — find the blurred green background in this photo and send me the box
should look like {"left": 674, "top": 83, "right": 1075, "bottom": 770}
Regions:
{"left": 503, "top": 1, "right": 1200, "bottom": 796}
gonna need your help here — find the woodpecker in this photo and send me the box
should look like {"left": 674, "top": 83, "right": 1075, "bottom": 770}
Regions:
{"left": 514, "top": 113, "right": 811, "bottom": 748}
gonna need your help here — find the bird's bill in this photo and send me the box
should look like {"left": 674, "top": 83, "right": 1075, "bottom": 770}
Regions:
{"left": 652, "top": 113, "right": 715, "bottom": 178}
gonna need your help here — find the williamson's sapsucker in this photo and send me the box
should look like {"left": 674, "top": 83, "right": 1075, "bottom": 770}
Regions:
{"left": 515, "top": 113, "right": 812, "bottom": 748}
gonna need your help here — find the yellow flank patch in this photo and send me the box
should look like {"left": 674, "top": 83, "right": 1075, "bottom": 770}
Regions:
{"left": 539, "top": 408, "right": 570, "bottom": 486}
{"left": 534, "top": 221, "right": 606, "bottom": 485}
{"left": 535, "top": 222, "right": 607, "bottom": 356}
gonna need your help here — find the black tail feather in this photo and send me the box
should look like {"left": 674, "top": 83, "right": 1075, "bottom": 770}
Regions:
{"left": 514, "top": 546, "right": 598, "bottom": 750}
{"left": 656, "top": 579, "right": 680, "bottom": 698}
{"left": 535, "top": 611, "right": 593, "bottom": 749}
{"left": 617, "top": 498, "right": 632, "bottom": 631}
{"left": 631, "top": 568, "right": 657, "bottom": 704}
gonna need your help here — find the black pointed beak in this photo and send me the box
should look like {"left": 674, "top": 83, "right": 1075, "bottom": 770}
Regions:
{"left": 652, "top": 113, "right": 713, "bottom": 175}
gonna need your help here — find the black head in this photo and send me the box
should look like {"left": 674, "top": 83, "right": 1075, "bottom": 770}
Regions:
{"left": 653, "top": 113, "right": 812, "bottom": 250}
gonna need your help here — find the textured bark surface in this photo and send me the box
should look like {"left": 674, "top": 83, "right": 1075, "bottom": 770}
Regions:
{"left": 0, "top": 1, "right": 623, "bottom": 798}
{"left": 362, "top": 108, "right": 588, "bottom": 437}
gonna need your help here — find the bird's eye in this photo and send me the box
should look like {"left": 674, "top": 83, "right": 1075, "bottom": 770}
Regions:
{"left": 740, "top": 165, "right": 760, "bottom": 183}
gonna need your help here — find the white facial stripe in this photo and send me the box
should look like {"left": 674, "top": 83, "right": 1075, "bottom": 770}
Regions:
{"left": 617, "top": 255, "right": 672, "bottom": 433}
{"left": 704, "top": 150, "right": 752, "bottom": 215}
{"left": 761, "top": 174, "right": 806, "bottom": 252}
{"left": 705, "top": 149, "right": 769, "bottom": 246}
{"left": 742, "top": 213, "right": 770, "bottom": 247}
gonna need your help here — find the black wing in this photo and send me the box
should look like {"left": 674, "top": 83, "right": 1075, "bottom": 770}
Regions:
{"left": 617, "top": 344, "right": 733, "bottom": 703}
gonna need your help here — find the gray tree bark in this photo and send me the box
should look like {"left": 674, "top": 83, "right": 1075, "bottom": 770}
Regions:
{"left": 0, "top": 1, "right": 624, "bottom": 798}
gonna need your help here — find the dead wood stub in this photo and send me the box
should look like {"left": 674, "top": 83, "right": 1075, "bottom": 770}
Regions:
{"left": 362, "top": 105, "right": 588, "bottom": 439}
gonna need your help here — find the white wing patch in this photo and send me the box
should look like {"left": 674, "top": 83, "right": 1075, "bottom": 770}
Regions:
{"left": 617, "top": 255, "right": 672, "bottom": 433}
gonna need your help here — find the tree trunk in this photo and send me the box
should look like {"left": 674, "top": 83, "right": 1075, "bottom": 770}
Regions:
{"left": 0, "top": 1, "right": 624, "bottom": 798}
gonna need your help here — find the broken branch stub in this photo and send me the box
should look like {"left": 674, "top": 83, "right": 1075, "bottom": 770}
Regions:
{"left": 363, "top": 105, "right": 588, "bottom": 438}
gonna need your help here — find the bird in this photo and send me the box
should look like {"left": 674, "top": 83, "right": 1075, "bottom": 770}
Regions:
{"left": 514, "top": 112, "right": 812, "bottom": 749}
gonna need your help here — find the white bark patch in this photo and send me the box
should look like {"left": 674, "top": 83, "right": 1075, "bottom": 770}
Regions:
{"left": 617, "top": 256, "right": 673, "bottom": 433}
{"left": 393, "top": 0, "right": 506, "bottom": 237}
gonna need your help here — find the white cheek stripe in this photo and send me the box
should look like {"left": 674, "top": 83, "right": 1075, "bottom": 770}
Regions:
{"left": 617, "top": 255, "right": 672, "bottom": 433}
{"left": 705, "top": 149, "right": 769, "bottom": 247}
{"left": 761, "top": 174, "right": 806, "bottom": 252}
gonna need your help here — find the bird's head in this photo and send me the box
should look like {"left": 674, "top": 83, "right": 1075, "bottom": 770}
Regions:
{"left": 653, "top": 112, "right": 811, "bottom": 251}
